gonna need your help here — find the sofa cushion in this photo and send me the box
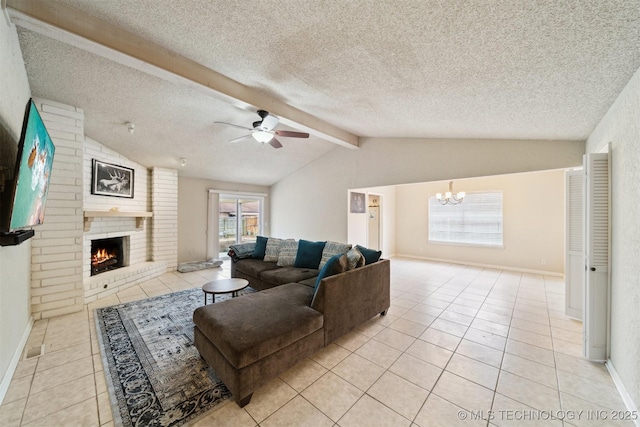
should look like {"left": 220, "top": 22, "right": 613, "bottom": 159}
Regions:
{"left": 356, "top": 245, "right": 382, "bottom": 265}
{"left": 294, "top": 240, "right": 326, "bottom": 269}
{"left": 319, "top": 241, "right": 352, "bottom": 269}
{"left": 298, "top": 277, "right": 317, "bottom": 288}
{"left": 252, "top": 236, "right": 268, "bottom": 259}
{"left": 277, "top": 239, "right": 299, "bottom": 267}
{"left": 264, "top": 238, "right": 283, "bottom": 262}
{"left": 234, "top": 258, "right": 281, "bottom": 278}
{"left": 193, "top": 283, "right": 321, "bottom": 369}
{"left": 260, "top": 267, "right": 319, "bottom": 286}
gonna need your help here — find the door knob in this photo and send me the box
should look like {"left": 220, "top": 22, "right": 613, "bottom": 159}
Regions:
{"left": 590, "top": 267, "right": 596, "bottom": 271}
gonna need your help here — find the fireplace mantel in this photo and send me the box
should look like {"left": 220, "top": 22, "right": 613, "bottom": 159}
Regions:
{"left": 84, "top": 210, "right": 153, "bottom": 231}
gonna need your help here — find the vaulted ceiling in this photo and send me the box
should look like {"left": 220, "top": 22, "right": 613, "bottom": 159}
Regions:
{"left": 7, "top": 0, "right": 640, "bottom": 185}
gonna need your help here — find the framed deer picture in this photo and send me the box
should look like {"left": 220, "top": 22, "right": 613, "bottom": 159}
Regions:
{"left": 91, "top": 159, "right": 134, "bottom": 198}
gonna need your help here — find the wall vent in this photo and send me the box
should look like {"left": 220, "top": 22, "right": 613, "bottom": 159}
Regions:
{"left": 24, "top": 344, "right": 45, "bottom": 360}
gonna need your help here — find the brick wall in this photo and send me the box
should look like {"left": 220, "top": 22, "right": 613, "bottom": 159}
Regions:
{"left": 82, "top": 137, "right": 152, "bottom": 277}
{"left": 30, "top": 99, "right": 84, "bottom": 320}
{"left": 152, "top": 167, "right": 178, "bottom": 270}
{"left": 28, "top": 98, "right": 180, "bottom": 311}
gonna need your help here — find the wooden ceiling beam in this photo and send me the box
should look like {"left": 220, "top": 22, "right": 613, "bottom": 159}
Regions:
{"left": 7, "top": 0, "right": 359, "bottom": 149}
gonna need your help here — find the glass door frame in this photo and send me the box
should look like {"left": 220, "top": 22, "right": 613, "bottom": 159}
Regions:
{"left": 207, "top": 190, "right": 266, "bottom": 260}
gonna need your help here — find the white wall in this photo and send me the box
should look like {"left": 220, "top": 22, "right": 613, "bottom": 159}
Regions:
{"left": 178, "top": 177, "right": 270, "bottom": 263}
{"left": 586, "top": 66, "right": 640, "bottom": 411}
{"left": 0, "top": 16, "right": 32, "bottom": 398}
{"left": 394, "top": 171, "right": 565, "bottom": 274}
{"left": 271, "top": 137, "right": 584, "bottom": 243}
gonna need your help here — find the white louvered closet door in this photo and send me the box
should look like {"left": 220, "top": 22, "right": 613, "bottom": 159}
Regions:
{"left": 565, "top": 170, "right": 584, "bottom": 320}
{"left": 583, "top": 152, "right": 610, "bottom": 362}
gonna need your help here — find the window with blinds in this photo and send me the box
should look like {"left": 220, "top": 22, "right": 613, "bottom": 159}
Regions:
{"left": 428, "top": 191, "right": 503, "bottom": 247}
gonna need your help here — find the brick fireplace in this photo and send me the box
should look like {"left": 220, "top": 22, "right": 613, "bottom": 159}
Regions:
{"left": 90, "top": 236, "right": 128, "bottom": 276}
{"left": 28, "top": 98, "right": 178, "bottom": 319}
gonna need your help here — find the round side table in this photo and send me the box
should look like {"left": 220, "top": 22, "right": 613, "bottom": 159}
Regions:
{"left": 202, "top": 278, "right": 249, "bottom": 305}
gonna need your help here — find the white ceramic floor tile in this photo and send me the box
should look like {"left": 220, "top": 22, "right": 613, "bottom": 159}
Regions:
{"left": 406, "top": 339, "right": 453, "bottom": 369}
{"left": 432, "top": 371, "right": 494, "bottom": 413}
{"left": 354, "top": 339, "right": 402, "bottom": 369}
{"left": 419, "top": 327, "right": 462, "bottom": 351}
{"left": 504, "top": 339, "right": 555, "bottom": 367}
{"left": 388, "top": 353, "right": 443, "bottom": 391}
{"left": 338, "top": 394, "right": 411, "bottom": 427}
{"left": 260, "top": 395, "right": 333, "bottom": 427}
{"left": 491, "top": 393, "right": 562, "bottom": 427}
{"left": 430, "top": 318, "right": 468, "bottom": 337}
{"left": 464, "top": 327, "right": 507, "bottom": 351}
{"left": 244, "top": 377, "right": 297, "bottom": 423}
{"left": 301, "top": 372, "right": 363, "bottom": 422}
{"left": 455, "top": 339, "right": 504, "bottom": 368}
{"left": 500, "top": 353, "right": 558, "bottom": 389}
{"left": 279, "top": 358, "right": 328, "bottom": 393}
{"left": 496, "top": 371, "right": 561, "bottom": 412}
{"left": 367, "top": 371, "right": 429, "bottom": 420}
{"left": 446, "top": 353, "right": 500, "bottom": 390}
{"left": 414, "top": 393, "right": 486, "bottom": 427}
{"left": 331, "top": 353, "right": 385, "bottom": 392}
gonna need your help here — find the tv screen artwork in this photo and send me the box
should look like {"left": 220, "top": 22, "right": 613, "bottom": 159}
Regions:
{"left": 7, "top": 100, "right": 55, "bottom": 231}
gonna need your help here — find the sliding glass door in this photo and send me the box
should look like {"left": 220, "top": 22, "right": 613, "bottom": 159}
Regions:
{"left": 218, "top": 195, "right": 263, "bottom": 257}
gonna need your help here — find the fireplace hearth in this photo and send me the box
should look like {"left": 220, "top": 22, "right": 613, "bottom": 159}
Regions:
{"left": 91, "top": 237, "right": 127, "bottom": 276}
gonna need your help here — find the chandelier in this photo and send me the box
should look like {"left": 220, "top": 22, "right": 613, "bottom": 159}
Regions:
{"left": 436, "top": 181, "right": 465, "bottom": 205}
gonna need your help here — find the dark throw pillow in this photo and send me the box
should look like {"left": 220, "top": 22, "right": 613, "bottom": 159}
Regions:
{"left": 252, "top": 236, "right": 268, "bottom": 259}
{"left": 294, "top": 239, "right": 327, "bottom": 269}
{"left": 356, "top": 245, "right": 382, "bottom": 265}
{"left": 311, "top": 253, "right": 348, "bottom": 302}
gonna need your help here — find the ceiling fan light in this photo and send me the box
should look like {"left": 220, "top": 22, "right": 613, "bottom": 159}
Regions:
{"left": 252, "top": 131, "right": 273, "bottom": 143}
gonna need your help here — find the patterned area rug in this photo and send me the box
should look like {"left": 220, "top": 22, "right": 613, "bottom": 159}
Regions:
{"left": 95, "top": 287, "right": 254, "bottom": 427}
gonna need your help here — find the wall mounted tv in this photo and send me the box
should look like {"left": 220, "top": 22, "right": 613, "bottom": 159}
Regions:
{"left": 0, "top": 99, "right": 55, "bottom": 240}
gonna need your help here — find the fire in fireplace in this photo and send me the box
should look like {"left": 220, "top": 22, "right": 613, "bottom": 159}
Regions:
{"left": 91, "top": 237, "right": 126, "bottom": 276}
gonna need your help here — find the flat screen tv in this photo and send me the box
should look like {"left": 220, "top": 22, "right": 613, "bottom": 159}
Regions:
{"left": 1, "top": 99, "right": 55, "bottom": 233}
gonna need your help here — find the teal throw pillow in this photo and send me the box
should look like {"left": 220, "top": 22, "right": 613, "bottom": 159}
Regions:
{"left": 311, "top": 253, "right": 348, "bottom": 304}
{"left": 252, "top": 236, "right": 268, "bottom": 259}
{"left": 355, "top": 245, "right": 382, "bottom": 265}
{"left": 294, "top": 239, "right": 327, "bottom": 269}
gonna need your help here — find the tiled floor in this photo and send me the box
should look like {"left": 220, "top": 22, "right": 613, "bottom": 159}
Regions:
{"left": 0, "top": 257, "right": 633, "bottom": 426}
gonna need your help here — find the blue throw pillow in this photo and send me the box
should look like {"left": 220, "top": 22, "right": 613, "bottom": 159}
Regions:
{"left": 313, "top": 253, "right": 343, "bottom": 290}
{"left": 356, "top": 245, "right": 382, "bottom": 265}
{"left": 311, "top": 253, "right": 347, "bottom": 306}
{"left": 252, "top": 236, "right": 268, "bottom": 259}
{"left": 294, "top": 239, "right": 326, "bottom": 269}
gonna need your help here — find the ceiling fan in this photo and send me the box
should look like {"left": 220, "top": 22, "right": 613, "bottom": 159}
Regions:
{"left": 214, "top": 110, "right": 309, "bottom": 149}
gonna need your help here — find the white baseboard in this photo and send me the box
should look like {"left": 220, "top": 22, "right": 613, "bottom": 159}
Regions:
{"left": 606, "top": 359, "right": 640, "bottom": 427}
{"left": 0, "top": 316, "right": 34, "bottom": 405}
{"left": 394, "top": 254, "right": 564, "bottom": 277}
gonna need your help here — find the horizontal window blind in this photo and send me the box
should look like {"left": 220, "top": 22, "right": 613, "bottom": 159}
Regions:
{"left": 429, "top": 191, "right": 503, "bottom": 247}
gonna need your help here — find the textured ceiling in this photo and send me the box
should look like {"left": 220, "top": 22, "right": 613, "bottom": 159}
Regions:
{"left": 10, "top": 0, "right": 640, "bottom": 185}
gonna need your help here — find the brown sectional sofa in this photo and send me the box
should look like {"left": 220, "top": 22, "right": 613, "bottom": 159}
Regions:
{"left": 193, "top": 251, "right": 390, "bottom": 407}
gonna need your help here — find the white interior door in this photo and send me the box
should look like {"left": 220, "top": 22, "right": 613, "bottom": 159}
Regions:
{"left": 583, "top": 152, "right": 610, "bottom": 361}
{"left": 565, "top": 170, "right": 584, "bottom": 320}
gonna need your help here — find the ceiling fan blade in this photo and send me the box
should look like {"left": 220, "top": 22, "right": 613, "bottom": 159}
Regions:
{"left": 214, "top": 121, "right": 254, "bottom": 131}
{"left": 229, "top": 134, "right": 253, "bottom": 143}
{"left": 260, "top": 114, "right": 279, "bottom": 131}
{"left": 275, "top": 130, "right": 310, "bottom": 138}
{"left": 269, "top": 138, "right": 283, "bottom": 149}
